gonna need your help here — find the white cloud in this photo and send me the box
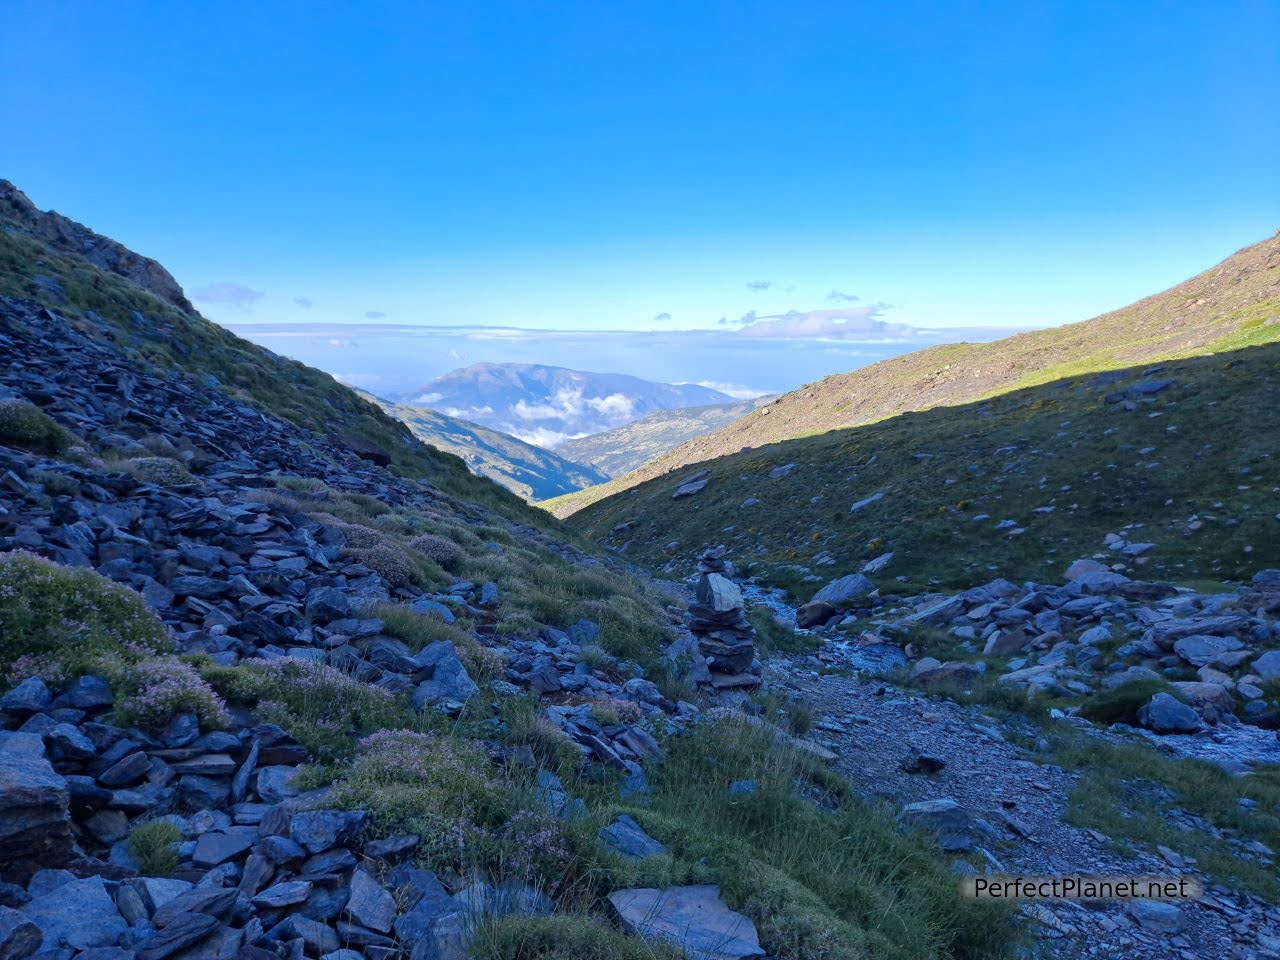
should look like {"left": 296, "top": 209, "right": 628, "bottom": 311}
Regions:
{"left": 412, "top": 392, "right": 444, "bottom": 404}
{"left": 585, "top": 392, "right": 635, "bottom": 418}
{"left": 327, "top": 338, "right": 356, "bottom": 347}
{"left": 191, "top": 281, "right": 264, "bottom": 310}
{"left": 737, "top": 306, "right": 911, "bottom": 341}
{"left": 365, "top": 310, "right": 387, "bottom": 319}
{"left": 825, "top": 290, "right": 860, "bottom": 303}
{"left": 294, "top": 297, "right": 314, "bottom": 308}
{"left": 693, "top": 381, "right": 767, "bottom": 400}
{"left": 510, "top": 426, "right": 591, "bottom": 449}
{"left": 745, "top": 280, "right": 773, "bottom": 292}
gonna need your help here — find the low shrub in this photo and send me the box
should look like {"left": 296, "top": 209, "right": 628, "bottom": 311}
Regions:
{"left": 0, "top": 398, "right": 73, "bottom": 453}
{"left": 1077, "top": 677, "right": 1177, "bottom": 726}
{"left": 0, "top": 550, "right": 171, "bottom": 679}
{"left": 748, "top": 606, "right": 820, "bottom": 656}
{"left": 128, "top": 820, "right": 181, "bottom": 876}
{"left": 122, "top": 456, "right": 194, "bottom": 486}
{"left": 409, "top": 533, "right": 466, "bottom": 572}
{"left": 117, "top": 657, "right": 228, "bottom": 731}
{"left": 204, "top": 657, "right": 419, "bottom": 760}
{"left": 500, "top": 696, "right": 579, "bottom": 770}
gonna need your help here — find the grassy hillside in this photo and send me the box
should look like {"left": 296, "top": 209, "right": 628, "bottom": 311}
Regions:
{"left": 0, "top": 215, "right": 549, "bottom": 527}
{"left": 558, "top": 395, "right": 774, "bottom": 479}
{"left": 565, "top": 343, "right": 1280, "bottom": 596}
{"left": 548, "top": 230, "right": 1280, "bottom": 519}
{"left": 368, "top": 393, "right": 608, "bottom": 500}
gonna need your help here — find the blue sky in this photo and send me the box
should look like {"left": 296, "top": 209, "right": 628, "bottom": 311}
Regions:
{"left": 3, "top": 1, "right": 1279, "bottom": 393}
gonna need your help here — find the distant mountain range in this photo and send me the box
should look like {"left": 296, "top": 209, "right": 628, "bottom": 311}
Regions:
{"left": 363, "top": 392, "right": 609, "bottom": 501}
{"left": 401, "top": 363, "right": 735, "bottom": 447}
{"left": 558, "top": 396, "right": 775, "bottom": 478}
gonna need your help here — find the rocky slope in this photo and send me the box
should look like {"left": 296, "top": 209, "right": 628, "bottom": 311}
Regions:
{"left": 557, "top": 397, "right": 774, "bottom": 480}
{"left": 364, "top": 393, "right": 608, "bottom": 501}
{"left": 549, "top": 229, "right": 1280, "bottom": 518}
{"left": 0, "top": 186, "right": 1014, "bottom": 960}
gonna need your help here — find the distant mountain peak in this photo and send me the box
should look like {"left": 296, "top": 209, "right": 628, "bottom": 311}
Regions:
{"left": 402, "top": 362, "right": 735, "bottom": 448}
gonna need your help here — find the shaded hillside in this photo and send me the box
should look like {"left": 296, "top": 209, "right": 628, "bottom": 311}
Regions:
{"left": 369, "top": 393, "right": 608, "bottom": 499}
{"left": 566, "top": 343, "right": 1280, "bottom": 596}
{"left": 548, "top": 230, "right": 1280, "bottom": 518}
{"left": 0, "top": 181, "right": 543, "bottom": 526}
{"left": 558, "top": 395, "right": 775, "bottom": 479}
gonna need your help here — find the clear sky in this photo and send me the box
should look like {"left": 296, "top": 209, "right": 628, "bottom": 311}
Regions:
{"left": 3, "top": 1, "right": 1278, "bottom": 363}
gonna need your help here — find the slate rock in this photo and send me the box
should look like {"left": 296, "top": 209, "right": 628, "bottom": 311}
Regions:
{"left": 136, "top": 911, "right": 219, "bottom": 960}
{"left": 599, "top": 815, "right": 666, "bottom": 860}
{"left": 0, "top": 752, "right": 74, "bottom": 878}
{"left": 346, "top": 869, "right": 395, "bottom": 934}
{"left": 252, "top": 881, "right": 312, "bottom": 909}
{"left": 21, "top": 876, "right": 127, "bottom": 952}
{"left": 609, "top": 885, "right": 764, "bottom": 960}
{"left": 0, "top": 905, "right": 41, "bottom": 960}
{"left": 0, "top": 679, "right": 52, "bottom": 717}
{"left": 304, "top": 587, "right": 350, "bottom": 624}
{"left": 191, "top": 827, "right": 258, "bottom": 867}
{"left": 1137, "top": 693, "right": 1200, "bottom": 734}
{"left": 290, "top": 810, "right": 367, "bottom": 853}
{"left": 810, "top": 574, "right": 873, "bottom": 606}
{"left": 899, "top": 799, "right": 974, "bottom": 852}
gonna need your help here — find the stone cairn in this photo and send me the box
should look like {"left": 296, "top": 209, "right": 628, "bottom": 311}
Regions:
{"left": 688, "top": 548, "right": 761, "bottom": 689}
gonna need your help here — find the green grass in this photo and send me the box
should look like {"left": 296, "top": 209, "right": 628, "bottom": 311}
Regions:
{"left": 566, "top": 343, "right": 1280, "bottom": 596}
{"left": 128, "top": 820, "right": 181, "bottom": 876}
{"left": 1041, "top": 730, "right": 1280, "bottom": 900}
{"left": 1075, "top": 678, "right": 1179, "bottom": 726}
{"left": 748, "top": 606, "right": 820, "bottom": 656}
{"left": 471, "top": 915, "right": 681, "bottom": 960}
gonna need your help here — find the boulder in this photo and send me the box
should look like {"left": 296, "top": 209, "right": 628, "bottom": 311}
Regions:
{"left": 609, "top": 885, "right": 764, "bottom": 960}
{"left": 346, "top": 869, "right": 396, "bottom": 934}
{"left": 21, "top": 876, "right": 127, "bottom": 952}
{"left": 290, "top": 810, "right": 368, "bottom": 853}
{"left": 599, "top": 815, "right": 666, "bottom": 860}
{"left": 898, "top": 798, "right": 975, "bottom": 852}
{"left": 1137, "top": 693, "right": 1200, "bottom": 734}
{"left": 304, "top": 587, "right": 351, "bottom": 623}
{"left": 1172, "top": 635, "right": 1244, "bottom": 667}
{"left": 810, "top": 574, "right": 872, "bottom": 606}
{"left": 0, "top": 753, "right": 74, "bottom": 881}
{"left": 1252, "top": 651, "right": 1280, "bottom": 681}
{"left": 696, "top": 573, "right": 743, "bottom": 613}
{"left": 672, "top": 478, "right": 708, "bottom": 500}
{"left": 795, "top": 601, "right": 835, "bottom": 628}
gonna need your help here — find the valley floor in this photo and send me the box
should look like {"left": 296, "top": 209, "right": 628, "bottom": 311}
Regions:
{"left": 753, "top": 627, "right": 1280, "bottom": 959}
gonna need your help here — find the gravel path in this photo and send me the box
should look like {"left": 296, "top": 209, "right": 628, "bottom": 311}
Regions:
{"left": 765, "top": 644, "right": 1280, "bottom": 958}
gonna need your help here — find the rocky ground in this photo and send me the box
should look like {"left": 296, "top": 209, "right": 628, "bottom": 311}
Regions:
{"left": 0, "top": 296, "right": 755, "bottom": 960}
{"left": 745, "top": 566, "right": 1280, "bottom": 960}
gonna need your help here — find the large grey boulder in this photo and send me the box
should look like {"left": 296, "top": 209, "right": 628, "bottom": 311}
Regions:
{"left": 0, "top": 752, "right": 74, "bottom": 880}
{"left": 1138, "top": 693, "right": 1200, "bottom": 733}
{"left": 1172, "top": 635, "right": 1244, "bottom": 667}
{"left": 1252, "top": 651, "right": 1280, "bottom": 681}
{"left": 21, "top": 876, "right": 127, "bottom": 952}
{"left": 609, "top": 885, "right": 764, "bottom": 960}
{"left": 899, "top": 798, "right": 975, "bottom": 852}
{"left": 811, "top": 574, "right": 872, "bottom": 606}
{"left": 412, "top": 642, "right": 478, "bottom": 709}
{"left": 347, "top": 869, "right": 396, "bottom": 933}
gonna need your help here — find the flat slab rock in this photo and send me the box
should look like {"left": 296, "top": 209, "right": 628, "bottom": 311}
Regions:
{"left": 609, "top": 884, "right": 764, "bottom": 960}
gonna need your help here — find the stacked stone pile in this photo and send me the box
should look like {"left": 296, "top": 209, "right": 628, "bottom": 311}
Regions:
{"left": 687, "top": 549, "right": 760, "bottom": 689}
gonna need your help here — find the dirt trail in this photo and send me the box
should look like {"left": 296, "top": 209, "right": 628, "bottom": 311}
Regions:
{"left": 764, "top": 646, "right": 1279, "bottom": 958}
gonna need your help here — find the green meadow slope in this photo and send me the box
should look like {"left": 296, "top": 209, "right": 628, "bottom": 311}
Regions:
{"left": 548, "top": 230, "right": 1280, "bottom": 520}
